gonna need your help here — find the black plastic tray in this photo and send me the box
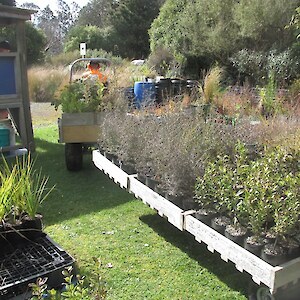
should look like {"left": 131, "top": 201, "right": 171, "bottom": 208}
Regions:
{"left": 0, "top": 235, "right": 75, "bottom": 299}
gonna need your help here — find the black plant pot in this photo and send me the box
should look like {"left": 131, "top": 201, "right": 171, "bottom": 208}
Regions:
{"left": 104, "top": 152, "right": 118, "bottom": 163}
{"left": 225, "top": 224, "right": 248, "bottom": 246}
{"left": 165, "top": 193, "right": 183, "bottom": 208}
{"left": 281, "top": 238, "right": 300, "bottom": 261}
{"left": 145, "top": 176, "right": 159, "bottom": 190}
{"left": 261, "top": 243, "right": 288, "bottom": 266}
{"left": 4, "top": 223, "right": 25, "bottom": 246}
{"left": 244, "top": 236, "right": 266, "bottom": 256}
{"left": 195, "top": 209, "right": 217, "bottom": 226}
{"left": 22, "top": 215, "right": 44, "bottom": 241}
{"left": 137, "top": 173, "right": 146, "bottom": 184}
{"left": 211, "top": 216, "right": 231, "bottom": 235}
{"left": 182, "top": 198, "right": 197, "bottom": 211}
{"left": 154, "top": 184, "right": 167, "bottom": 197}
{"left": 121, "top": 163, "right": 136, "bottom": 175}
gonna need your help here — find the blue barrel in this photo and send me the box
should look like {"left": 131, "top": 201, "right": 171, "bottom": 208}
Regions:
{"left": 0, "top": 126, "right": 10, "bottom": 147}
{"left": 134, "top": 81, "right": 156, "bottom": 108}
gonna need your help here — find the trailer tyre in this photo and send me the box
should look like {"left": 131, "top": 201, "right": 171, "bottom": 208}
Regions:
{"left": 256, "top": 287, "right": 275, "bottom": 300}
{"left": 65, "top": 143, "right": 83, "bottom": 171}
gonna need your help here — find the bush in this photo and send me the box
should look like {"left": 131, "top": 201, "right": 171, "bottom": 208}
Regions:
{"left": 195, "top": 143, "right": 300, "bottom": 239}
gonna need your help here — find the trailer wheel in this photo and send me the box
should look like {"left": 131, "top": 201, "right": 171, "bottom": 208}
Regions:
{"left": 248, "top": 284, "right": 276, "bottom": 300}
{"left": 65, "top": 143, "right": 83, "bottom": 171}
{"left": 256, "top": 287, "right": 275, "bottom": 300}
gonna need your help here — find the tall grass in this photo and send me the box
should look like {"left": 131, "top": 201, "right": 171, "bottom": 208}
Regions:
{"left": 199, "top": 66, "right": 223, "bottom": 105}
{"left": 28, "top": 66, "right": 69, "bottom": 102}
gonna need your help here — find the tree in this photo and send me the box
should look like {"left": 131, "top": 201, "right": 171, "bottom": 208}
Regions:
{"left": 110, "top": 0, "right": 162, "bottom": 58}
{"left": 76, "top": 0, "right": 113, "bottom": 28}
{"left": 36, "top": 5, "right": 61, "bottom": 54}
{"left": 24, "top": 22, "right": 47, "bottom": 64}
{"left": 64, "top": 25, "right": 110, "bottom": 52}
{"left": 234, "top": 0, "right": 298, "bottom": 51}
{"left": 149, "top": 0, "right": 300, "bottom": 81}
{"left": 0, "top": 22, "right": 46, "bottom": 64}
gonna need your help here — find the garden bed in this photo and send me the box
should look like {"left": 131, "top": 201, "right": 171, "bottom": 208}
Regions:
{"left": 92, "top": 149, "right": 300, "bottom": 296}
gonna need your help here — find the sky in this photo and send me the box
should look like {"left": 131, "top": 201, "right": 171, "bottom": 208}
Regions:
{"left": 16, "top": 0, "right": 90, "bottom": 12}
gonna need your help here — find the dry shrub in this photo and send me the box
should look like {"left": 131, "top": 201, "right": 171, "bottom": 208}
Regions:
{"left": 249, "top": 117, "right": 300, "bottom": 147}
{"left": 28, "top": 66, "right": 69, "bottom": 102}
{"left": 215, "top": 86, "right": 260, "bottom": 116}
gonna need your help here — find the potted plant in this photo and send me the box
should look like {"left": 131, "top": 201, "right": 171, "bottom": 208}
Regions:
{"left": 0, "top": 154, "right": 55, "bottom": 246}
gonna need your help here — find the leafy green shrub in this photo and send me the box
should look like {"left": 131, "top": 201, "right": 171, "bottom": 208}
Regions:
{"left": 54, "top": 81, "right": 106, "bottom": 113}
{"left": 195, "top": 143, "right": 300, "bottom": 239}
{"left": 230, "top": 49, "right": 299, "bottom": 86}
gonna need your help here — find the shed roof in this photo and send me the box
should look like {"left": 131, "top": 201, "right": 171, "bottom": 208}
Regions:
{"left": 0, "top": 5, "right": 35, "bottom": 25}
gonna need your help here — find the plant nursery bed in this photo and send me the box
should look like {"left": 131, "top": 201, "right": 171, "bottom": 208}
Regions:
{"left": 92, "top": 149, "right": 300, "bottom": 298}
{"left": 92, "top": 150, "right": 184, "bottom": 229}
{"left": 128, "top": 175, "right": 184, "bottom": 230}
{"left": 0, "top": 235, "right": 75, "bottom": 299}
{"left": 92, "top": 149, "right": 128, "bottom": 189}
{"left": 184, "top": 214, "right": 300, "bottom": 295}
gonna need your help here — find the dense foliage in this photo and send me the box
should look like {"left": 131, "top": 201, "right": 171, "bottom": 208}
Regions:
{"left": 149, "top": 0, "right": 300, "bottom": 84}
{"left": 11, "top": 0, "right": 300, "bottom": 86}
{"left": 0, "top": 23, "right": 46, "bottom": 65}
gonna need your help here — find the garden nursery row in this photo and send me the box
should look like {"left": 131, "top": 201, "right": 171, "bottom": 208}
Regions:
{"left": 95, "top": 107, "right": 300, "bottom": 267}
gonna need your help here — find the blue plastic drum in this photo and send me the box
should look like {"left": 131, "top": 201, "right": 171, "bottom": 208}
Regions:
{"left": 133, "top": 81, "right": 156, "bottom": 108}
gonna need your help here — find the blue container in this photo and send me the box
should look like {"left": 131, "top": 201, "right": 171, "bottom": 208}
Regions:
{"left": 0, "top": 126, "right": 10, "bottom": 147}
{"left": 133, "top": 81, "right": 156, "bottom": 108}
{"left": 0, "top": 57, "right": 16, "bottom": 95}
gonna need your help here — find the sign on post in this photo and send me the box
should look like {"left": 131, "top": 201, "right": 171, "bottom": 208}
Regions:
{"left": 80, "top": 43, "right": 86, "bottom": 57}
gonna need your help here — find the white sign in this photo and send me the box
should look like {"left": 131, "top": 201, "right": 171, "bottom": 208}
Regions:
{"left": 80, "top": 43, "right": 86, "bottom": 56}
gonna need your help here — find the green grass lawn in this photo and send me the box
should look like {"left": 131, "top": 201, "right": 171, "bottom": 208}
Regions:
{"left": 33, "top": 125, "right": 251, "bottom": 300}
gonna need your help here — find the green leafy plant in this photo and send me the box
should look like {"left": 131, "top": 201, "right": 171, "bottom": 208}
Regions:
{"left": 195, "top": 142, "right": 300, "bottom": 240}
{"left": 29, "top": 259, "right": 107, "bottom": 300}
{"left": 54, "top": 80, "right": 106, "bottom": 113}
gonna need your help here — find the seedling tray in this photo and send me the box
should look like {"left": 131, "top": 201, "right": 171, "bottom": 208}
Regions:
{"left": 0, "top": 235, "right": 75, "bottom": 299}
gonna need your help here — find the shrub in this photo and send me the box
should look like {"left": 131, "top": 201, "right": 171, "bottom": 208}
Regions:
{"left": 54, "top": 80, "right": 106, "bottom": 113}
{"left": 195, "top": 143, "right": 300, "bottom": 239}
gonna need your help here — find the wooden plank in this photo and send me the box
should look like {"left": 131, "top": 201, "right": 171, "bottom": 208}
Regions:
{"left": 128, "top": 175, "right": 184, "bottom": 230}
{"left": 273, "top": 257, "right": 300, "bottom": 291}
{"left": 60, "top": 125, "right": 100, "bottom": 143}
{"left": 184, "top": 214, "right": 295, "bottom": 293}
{"left": 61, "top": 112, "right": 104, "bottom": 126}
{"left": 92, "top": 150, "right": 127, "bottom": 189}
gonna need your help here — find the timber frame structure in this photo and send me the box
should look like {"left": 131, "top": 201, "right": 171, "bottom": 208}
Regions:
{"left": 0, "top": 5, "right": 35, "bottom": 152}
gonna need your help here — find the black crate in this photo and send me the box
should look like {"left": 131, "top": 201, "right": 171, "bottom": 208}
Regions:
{"left": 0, "top": 235, "right": 75, "bottom": 299}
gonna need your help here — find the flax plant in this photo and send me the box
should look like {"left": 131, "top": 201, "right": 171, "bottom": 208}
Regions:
{"left": 15, "top": 155, "right": 55, "bottom": 219}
